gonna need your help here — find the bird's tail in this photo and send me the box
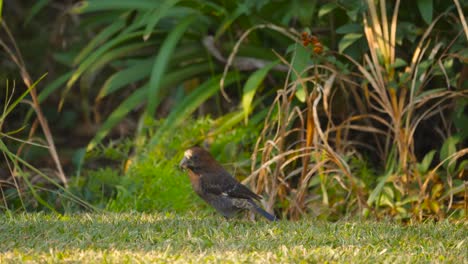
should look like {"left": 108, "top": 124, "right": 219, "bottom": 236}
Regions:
{"left": 248, "top": 200, "right": 278, "bottom": 221}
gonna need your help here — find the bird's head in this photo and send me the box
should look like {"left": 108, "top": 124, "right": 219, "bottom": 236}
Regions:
{"left": 179, "top": 146, "right": 210, "bottom": 170}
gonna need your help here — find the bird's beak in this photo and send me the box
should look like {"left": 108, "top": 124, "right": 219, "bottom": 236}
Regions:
{"left": 179, "top": 156, "right": 189, "bottom": 170}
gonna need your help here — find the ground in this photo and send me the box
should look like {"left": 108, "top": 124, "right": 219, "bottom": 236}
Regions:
{"left": 1, "top": 212, "right": 466, "bottom": 263}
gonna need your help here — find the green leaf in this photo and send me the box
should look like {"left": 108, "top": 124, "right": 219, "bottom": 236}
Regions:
{"left": 344, "top": 0, "right": 367, "bottom": 21}
{"left": 440, "top": 135, "right": 460, "bottom": 172}
{"left": 65, "top": 31, "right": 145, "bottom": 102}
{"left": 338, "top": 33, "right": 363, "bottom": 53}
{"left": 53, "top": 51, "right": 77, "bottom": 67}
{"left": 97, "top": 43, "right": 205, "bottom": 99}
{"left": 149, "top": 74, "right": 239, "bottom": 146}
{"left": 417, "top": 0, "right": 433, "bottom": 25}
{"left": 91, "top": 42, "right": 153, "bottom": 71}
{"left": 296, "top": 0, "right": 316, "bottom": 26}
{"left": 143, "top": 0, "right": 180, "bottom": 41}
{"left": 213, "top": 98, "right": 268, "bottom": 138}
{"left": 242, "top": 61, "right": 278, "bottom": 123}
{"left": 417, "top": 150, "right": 436, "bottom": 174}
{"left": 88, "top": 62, "right": 213, "bottom": 150}
{"left": 453, "top": 100, "right": 468, "bottom": 140}
{"left": 87, "top": 86, "right": 147, "bottom": 151}
{"left": 81, "top": 42, "right": 154, "bottom": 84}
{"left": 367, "top": 170, "right": 392, "bottom": 206}
{"left": 87, "top": 63, "right": 214, "bottom": 151}
{"left": 383, "top": 186, "right": 394, "bottom": 200}
{"left": 336, "top": 23, "right": 362, "bottom": 34}
{"left": 74, "top": 19, "right": 126, "bottom": 66}
{"left": 440, "top": 136, "right": 459, "bottom": 161}
{"left": 213, "top": 110, "right": 245, "bottom": 136}
{"left": 2, "top": 74, "right": 47, "bottom": 120}
{"left": 320, "top": 173, "right": 329, "bottom": 206}
{"left": 413, "top": 88, "right": 446, "bottom": 102}
{"left": 441, "top": 180, "right": 466, "bottom": 200}
{"left": 98, "top": 60, "right": 153, "bottom": 100}
{"left": 378, "top": 191, "right": 393, "bottom": 208}
{"left": 397, "top": 195, "right": 419, "bottom": 206}
{"left": 146, "top": 15, "right": 197, "bottom": 117}
{"left": 98, "top": 61, "right": 212, "bottom": 99}
{"left": 215, "top": 3, "right": 248, "bottom": 38}
{"left": 392, "top": 58, "right": 407, "bottom": 69}
{"left": 73, "top": 0, "right": 160, "bottom": 13}
{"left": 24, "top": 0, "right": 50, "bottom": 26}
{"left": 38, "top": 71, "right": 73, "bottom": 103}
{"left": 318, "top": 2, "right": 337, "bottom": 18}
{"left": 290, "top": 44, "right": 311, "bottom": 102}
{"left": 72, "top": 148, "right": 87, "bottom": 177}
{"left": 458, "top": 160, "right": 468, "bottom": 173}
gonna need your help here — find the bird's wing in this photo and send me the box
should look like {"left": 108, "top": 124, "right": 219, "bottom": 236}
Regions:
{"left": 201, "top": 170, "right": 261, "bottom": 200}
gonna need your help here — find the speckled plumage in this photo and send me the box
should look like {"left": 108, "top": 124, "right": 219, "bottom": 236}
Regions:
{"left": 179, "top": 146, "right": 277, "bottom": 221}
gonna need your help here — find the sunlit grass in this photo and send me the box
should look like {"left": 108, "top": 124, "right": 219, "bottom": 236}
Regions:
{"left": 1, "top": 212, "right": 466, "bottom": 263}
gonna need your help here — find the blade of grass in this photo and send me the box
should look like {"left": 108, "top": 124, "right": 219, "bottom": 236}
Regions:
{"left": 242, "top": 61, "right": 278, "bottom": 124}
{"left": 89, "top": 61, "right": 214, "bottom": 150}
{"left": 73, "top": 19, "right": 126, "bottom": 66}
{"left": 98, "top": 61, "right": 212, "bottom": 100}
{"left": 38, "top": 71, "right": 73, "bottom": 103}
{"left": 73, "top": 0, "right": 160, "bottom": 13}
{"left": 289, "top": 44, "right": 311, "bottom": 102}
{"left": 1, "top": 21, "right": 67, "bottom": 187}
{"left": 63, "top": 31, "right": 145, "bottom": 110}
{"left": 2, "top": 74, "right": 47, "bottom": 120}
{"left": 24, "top": 0, "right": 51, "bottom": 26}
{"left": 83, "top": 42, "right": 155, "bottom": 78}
{"left": 87, "top": 86, "right": 146, "bottom": 151}
{"left": 1, "top": 140, "right": 96, "bottom": 211}
{"left": 97, "top": 60, "right": 153, "bottom": 100}
{"left": 143, "top": 0, "right": 180, "bottom": 41}
{"left": 214, "top": 3, "right": 248, "bottom": 39}
{"left": 0, "top": 140, "right": 57, "bottom": 212}
{"left": 149, "top": 73, "right": 239, "bottom": 146}
{"left": 367, "top": 170, "right": 393, "bottom": 206}
{"left": 145, "top": 15, "right": 197, "bottom": 117}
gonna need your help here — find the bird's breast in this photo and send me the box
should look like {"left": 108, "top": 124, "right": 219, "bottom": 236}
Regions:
{"left": 187, "top": 170, "right": 203, "bottom": 195}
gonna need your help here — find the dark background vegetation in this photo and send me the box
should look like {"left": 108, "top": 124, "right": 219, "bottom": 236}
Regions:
{"left": 1, "top": 0, "right": 467, "bottom": 221}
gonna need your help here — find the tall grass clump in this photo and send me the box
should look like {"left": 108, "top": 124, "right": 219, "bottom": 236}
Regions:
{"left": 0, "top": 19, "right": 91, "bottom": 212}
{"left": 244, "top": 0, "right": 468, "bottom": 221}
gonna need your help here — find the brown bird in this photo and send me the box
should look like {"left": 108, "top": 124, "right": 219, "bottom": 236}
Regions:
{"left": 179, "top": 146, "right": 277, "bottom": 221}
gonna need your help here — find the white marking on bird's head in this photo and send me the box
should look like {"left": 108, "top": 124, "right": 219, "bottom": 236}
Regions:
{"left": 184, "top": 149, "right": 193, "bottom": 159}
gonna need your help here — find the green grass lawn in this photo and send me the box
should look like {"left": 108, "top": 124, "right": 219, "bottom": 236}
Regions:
{"left": 1, "top": 212, "right": 466, "bottom": 263}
